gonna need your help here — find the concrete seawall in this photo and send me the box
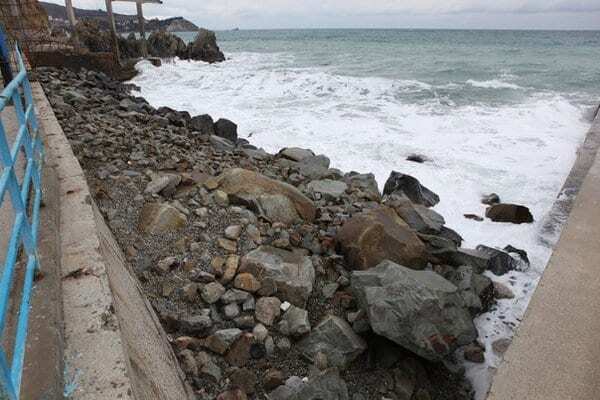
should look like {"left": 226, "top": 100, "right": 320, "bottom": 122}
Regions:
{"left": 32, "top": 82, "right": 194, "bottom": 399}
{"left": 487, "top": 108, "right": 600, "bottom": 399}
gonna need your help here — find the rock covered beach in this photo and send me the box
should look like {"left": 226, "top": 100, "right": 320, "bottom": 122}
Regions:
{"left": 37, "top": 66, "right": 533, "bottom": 400}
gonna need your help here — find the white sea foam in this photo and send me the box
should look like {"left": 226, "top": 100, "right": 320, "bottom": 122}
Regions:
{"left": 466, "top": 79, "right": 524, "bottom": 90}
{"left": 131, "top": 54, "right": 590, "bottom": 399}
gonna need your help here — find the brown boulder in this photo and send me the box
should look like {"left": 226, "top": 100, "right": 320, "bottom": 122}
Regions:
{"left": 138, "top": 202, "right": 187, "bottom": 234}
{"left": 486, "top": 203, "right": 533, "bottom": 224}
{"left": 188, "top": 28, "right": 225, "bottom": 63}
{"left": 336, "top": 206, "right": 427, "bottom": 270}
{"left": 216, "top": 168, "right": 316, "bottom": 223}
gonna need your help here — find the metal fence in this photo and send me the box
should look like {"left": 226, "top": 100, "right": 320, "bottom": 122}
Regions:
{"left": 0, "top": 28, "right": 43, "bottom": 399}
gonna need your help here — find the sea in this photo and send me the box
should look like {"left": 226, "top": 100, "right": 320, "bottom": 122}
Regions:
{"left": 130, "top": 29, "right": 600, "bottom": 399}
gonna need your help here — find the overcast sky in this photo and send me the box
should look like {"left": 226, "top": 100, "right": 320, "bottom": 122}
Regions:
{"left": 43, "top": 0, "right": 600, "bottom": 30}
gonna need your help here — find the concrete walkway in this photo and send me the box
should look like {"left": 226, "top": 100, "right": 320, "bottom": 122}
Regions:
{"left": 488, "top": 115, "right": 600, "bottom": 399}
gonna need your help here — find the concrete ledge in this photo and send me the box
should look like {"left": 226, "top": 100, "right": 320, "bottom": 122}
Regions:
{"left": 33, "top": 82, "right": 193, "bottom": 399}
{"left": 488, "top": 113, "right": 600, "bottom": 399}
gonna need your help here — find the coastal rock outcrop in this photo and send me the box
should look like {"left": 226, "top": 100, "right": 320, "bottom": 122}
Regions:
{"left": 188, "top": 28, "right": 226, "bottom": 63}
{"left": 336, "top": 206, "right": 428, "bottom": 270}
{"left": 147, "top": 30, "right": 188, "bottom": 58}
{"left": 351, "top": 260, "right": 478, "bottom": 361}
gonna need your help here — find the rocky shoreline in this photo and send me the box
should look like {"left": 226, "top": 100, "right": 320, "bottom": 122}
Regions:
{"left": 38, "top": 66, "right": 532, "bottom": 400}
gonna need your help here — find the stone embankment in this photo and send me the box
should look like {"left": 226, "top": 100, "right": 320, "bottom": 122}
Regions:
{"left": 37, "top": 67, "right": 533, "bottom": 400}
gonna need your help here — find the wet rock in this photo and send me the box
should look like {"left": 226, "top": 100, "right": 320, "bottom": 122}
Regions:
{"left": 383, "top": 171, "right": 440, "bottom": 208}
{"left": 188, "top": 28, "right": 225, "bottom": 63}
{"left": 464, "top": 342, "right": 485, "bottom": 363}
{"left": 406, "top": 153, "right": 428, "bottom": 163}
{"left": 493, "top": 281, "right": 515, "bottom": 299}
{"left": 464, "top": 214, "right": 484, "bottom": 222}
{"left": 486, "top": 203, "right": 534, "bottom": 224}
{"left": 240, "top": 246, "right": 315, "bottom": 306}
{"left": 481, "top": 193, "right": 500, "bottom": 205}
{"left": 504, "top": 245, "right": 530, "bottom": 265}
{"left": 306, "top": 179, "right": 348, "bottom": 201}
{"left": 255, "top": 297, "right": 281, "bottom": 326}
{"left": 451, "top": 245, "right": 520, "bottom": 275}
{"left": 139, "top": 202, "right": 187, "bottom": 234}
{"left": 492, "top": 338, "right": 512, "bottom": 355}
{"left": 297, "top": 315, "right": 366, "bottom": 369}
{"left": 268, "top": 369, "right": 349, "bottom": 400}
{"left": 216, "top": 168, "right": 316, "bottom": 223}
{"left": 278, "top": 305, "right": 311, "bottom": 336}
{"left": 336, "top": 206, "right": 427, "bottom": 271}
{"left": 214, "top": 118, "right": 238, "bottom": 142}
{"left": 351, "top": 260, "right": 477, "bottom": 361}
{"left": 206, "top": 328, "right": 243, "bottom": 354}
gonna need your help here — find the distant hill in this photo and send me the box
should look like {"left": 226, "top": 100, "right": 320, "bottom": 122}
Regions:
{"left": 40, "top": 1, "right": 199, "bottom": 33}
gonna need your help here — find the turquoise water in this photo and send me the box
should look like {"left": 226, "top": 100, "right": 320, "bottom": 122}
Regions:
{"left": 179, "top": 29, "right": 600, "bottom": 108}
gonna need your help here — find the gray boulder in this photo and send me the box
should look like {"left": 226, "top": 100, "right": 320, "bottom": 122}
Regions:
{"left": 138, "top": 202, "right": 187, "bottom": 234}
{"left": 385, "top": 194, "right": 445, "bottom": 234}
{"left": 345, "top": 172, "right": 381, "bottom": 201}
{"left": 383, "top": 171, "right": 440, "bottom": 208}
{"left": 268, "top": 369, "right": 349, "bottom": 400}
{"left": 351, "top": 260, "right": 477, "bottom": 361}
{"left": 306, "top": 179, "right": 348, "bottom": 201}
{"left": 240, "top": 246, "right": 315, "bottom": 307}
{"left": 451, "top": 245, "right": 521, "bottom": 276}
{"left": 297, "top": 316, "right": 366, "bottom": 369}
{"left": 279, "top": 147, "right": 315, "bottom": 162}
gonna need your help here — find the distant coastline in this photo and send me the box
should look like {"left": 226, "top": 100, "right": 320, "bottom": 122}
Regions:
{"left": 39, "top": 1, "right": 199, "bottom": 33}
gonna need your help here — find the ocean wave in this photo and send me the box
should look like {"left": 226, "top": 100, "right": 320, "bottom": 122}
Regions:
{"left": 466, "top": 79, "right": 524, "bottom": 90}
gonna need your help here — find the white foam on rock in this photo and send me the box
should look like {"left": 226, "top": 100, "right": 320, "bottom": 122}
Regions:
{"left": 131, "top": 54, "right": 590, "bottom": 398}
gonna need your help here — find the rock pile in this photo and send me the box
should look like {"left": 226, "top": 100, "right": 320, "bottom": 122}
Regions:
{"left": 38, "top": 66, "right": 531, "bottom": 400}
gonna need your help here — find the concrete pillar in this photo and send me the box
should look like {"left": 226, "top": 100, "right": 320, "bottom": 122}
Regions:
{"left": 136, "top": 0, "right": 147, "bottom": 57}
{"left": 105, "top": 0, "right": 120, "bottom": 62}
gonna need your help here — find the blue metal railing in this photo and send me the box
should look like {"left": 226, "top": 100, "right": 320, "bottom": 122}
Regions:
{"left": 0, "top": 31, "right": 44, "bottom": 399}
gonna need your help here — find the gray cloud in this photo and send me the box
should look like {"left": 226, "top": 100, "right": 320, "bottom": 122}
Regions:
{"left": 43, "top": 0, "right": 600, "bottom": 29}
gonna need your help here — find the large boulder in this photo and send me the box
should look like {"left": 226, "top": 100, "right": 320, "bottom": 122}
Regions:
{"left": 215, "top": 168, "right": 316, "bottom": 223}
{"left": 345, "top": 172, "right": 381, "bottom": 202}
{"left": 138, "top": 202, "right": 187, "bottom": 234}
{"left": 385, "top": 195, "right": 445, "bottom": 234}
{"left": 336, "top": 206, "right": 427, "bottom": 270}
{"left": 214, "top": 118, "right": 238, "bottom": 142}
{"left": 486, "top": 203, "right": 534, "bottom": 224}
{"left": 189, "top": 114, "right": 215, "bottom": 135}
{"left": 451, "top": 245, "right": 521, "bottom": 276}
{"left": 351, "top": 260, "right": 477, "bottom": 361}
{"left": 278, "top": 147, "right": 315, "bottom": 162}
{"left": 268, "top": 369, "right": 349, "bottom": 400}
{"left": 188, "top": 28, "right": 225, "bottom": 63}
{"left": 383, "top": 171, "right": 440, "bottom": 208}
{"left": 306, "top": 179, "right": 348, "bottom": 201}
{"left": 297, "top": 316, "right": 367, "bottom": 369}
{"left": 240, "top": 246, "right": 315, "bottom": 307}
{"left": 147, "top": 30, "right": 187, "bottom": 58}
